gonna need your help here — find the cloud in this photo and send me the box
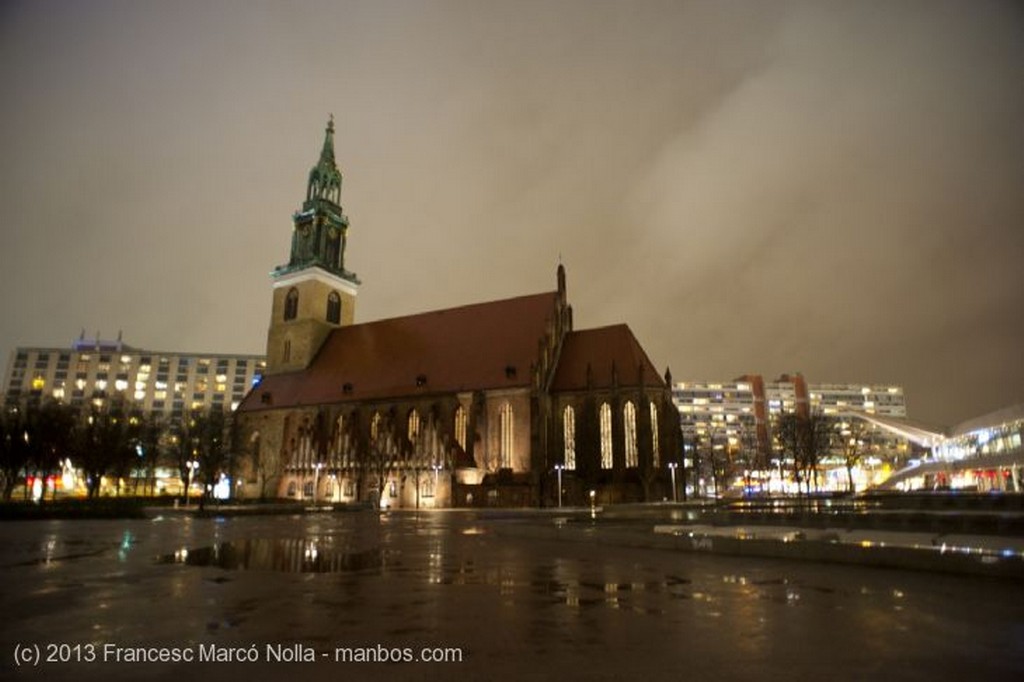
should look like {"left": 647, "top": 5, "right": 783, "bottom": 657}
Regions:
{"left": 0, "top": 0, "right": 1020, "bottom": 425}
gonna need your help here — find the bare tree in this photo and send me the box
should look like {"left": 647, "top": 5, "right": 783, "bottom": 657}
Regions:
{"left": 699, "top": 420, "right": 728, "bottom": 499}
{"left": 134, "top": 413, "right": 163, "bottom": 495}
{"left": 76, "top": 401, "right": 136, "bottom": 499}
{"left": 193, "top": 408, "right": 229, "bottom": 509}
{"left": 777, "top": 411, "right": 832, "bottom": 495}
{"left": 833, "top": 417, "right": 868, "bottom": 494}
{"left": 0, "top": 407, "right": 31, "bottom": 501}
{"left": 362, "top": 411, "right": 400, "bottom": 509}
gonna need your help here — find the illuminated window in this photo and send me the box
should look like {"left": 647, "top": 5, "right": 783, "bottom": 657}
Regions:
{"left": 408, "top": 409, "right": 421, "bottom": 442}
{"left": 95, "top": 379, "right": 108, "bottom": 391}
{"left": 650, "top": 402, "right": 660, "bottom": 467}
{"left": 454, "top": 406, "right": 467, "bottom": 450}
{"left": 284, "top": 288, "right": 299, "bottom": 321}
{"left": 624, "top": 401, "right": 638, "bottom": 468}
{"left": 600, "top": 403, "right": 613, "bottom": 469}
{"left": 371, "top": 412, "right": 382, "bottom": 441}
{"left": 563, "top": 405, "right": 576, "bottom": 470}
{"left": 114, "top": 379, "right": 128, "bottom": 391}
{"left": 327, "top": 291, "right": 341, "bottom": 324}
{"left": 499, "top": 402, "right": 513, "bottom": 469}
{"left": 31, "top": 376, "right": 45, "bottom": 390}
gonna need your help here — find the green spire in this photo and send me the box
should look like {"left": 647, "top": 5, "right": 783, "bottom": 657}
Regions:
{"left": 284, "top": 116, "right": 357, "bottom": 284}
{"left": 306, "top": 114, "right": 342, "bottom": 207}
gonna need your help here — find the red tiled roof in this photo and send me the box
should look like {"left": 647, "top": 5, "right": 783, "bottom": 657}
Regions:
{"left": 239, "top": 291, "right": 559, "bottom": 411}
{"left": 549, "top": 325, "right": 665, "bottom": 392}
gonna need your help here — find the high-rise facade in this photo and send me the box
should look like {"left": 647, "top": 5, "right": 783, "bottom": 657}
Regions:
{"left": 3, "top": 333, "right": 265, "bottom": 416}
{"left": 672, "top": 374, "right": 909, "bottom": 493}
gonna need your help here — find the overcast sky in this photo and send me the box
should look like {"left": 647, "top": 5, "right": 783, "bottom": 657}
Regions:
{"left": 1, "top": 0, "right": 1021, "bottom": 428}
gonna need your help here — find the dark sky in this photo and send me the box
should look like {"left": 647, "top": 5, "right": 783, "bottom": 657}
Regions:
{"left": 1, "top": 0, "right": 1022, "bottom": 429}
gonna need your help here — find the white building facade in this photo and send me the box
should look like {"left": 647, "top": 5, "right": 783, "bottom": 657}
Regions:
{"left": 3, "top": 334, "right": 266, "bottom": 417}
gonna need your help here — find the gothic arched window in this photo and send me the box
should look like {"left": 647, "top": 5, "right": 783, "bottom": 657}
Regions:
{"left": 284, "top": 288, "right": 299, "bottom": 321}
{"left": 600, "top": 403, "right": 613, "bottom": 469}
{"left": 454, "top": 406, "right": 467, "bottom": 451}
{"left": 327, "top": 291, "right": 341, "bottom": 324}
{"left": 408, "top": 409, "right": 421, "bottom": 443}
{"left": 499, "top": 402, "right": 514, "bottom": 469}
{"left": 370, "top": 411, "right": 382, "bottom": 442}
{"left": 650, "top": 402, "right": 660, "bottom": 467}
{"left": 563, "top": 405, "right": 576, "bottom": 470}
{"left": 624, "top": 401, "right": 638, "bottom": 468}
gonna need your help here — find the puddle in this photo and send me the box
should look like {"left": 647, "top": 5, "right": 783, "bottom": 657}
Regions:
{"left": 157, "top": 538, "right": 387, "bottom": 573}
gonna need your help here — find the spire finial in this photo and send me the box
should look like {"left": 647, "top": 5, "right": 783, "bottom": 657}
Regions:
{"left": 305, "top": 115, "right": 342, "bottom": 206}
{"left": 319, "top": 114, "right": 336, "bottom": 164}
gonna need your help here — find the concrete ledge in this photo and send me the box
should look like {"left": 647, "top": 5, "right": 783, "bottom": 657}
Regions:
{"left": 493, "top": 519, "right": 1024, "bottom": 580}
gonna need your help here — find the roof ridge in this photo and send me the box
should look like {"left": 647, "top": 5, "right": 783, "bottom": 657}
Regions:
{"left": 353, "top": 290, "right": 558, "bottom": 327}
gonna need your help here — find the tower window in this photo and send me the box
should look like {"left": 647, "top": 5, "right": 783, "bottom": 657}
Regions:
{"left": 284, "top": 288, "right": 299, "bottom": 321}
{"left": 327, "top": 291, "right": 341, "bottom": 324}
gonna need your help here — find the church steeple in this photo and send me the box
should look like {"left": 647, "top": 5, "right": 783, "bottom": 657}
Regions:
{"left": 283, "top": 115, "right": 358, "bottom": 284}
{"left": 266, "top": 117, "right": 361, "bottom": 376}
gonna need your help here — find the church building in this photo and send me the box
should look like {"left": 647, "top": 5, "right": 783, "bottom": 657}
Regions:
{"left": 235, "top": 118, "right": 680, "bottom": 508}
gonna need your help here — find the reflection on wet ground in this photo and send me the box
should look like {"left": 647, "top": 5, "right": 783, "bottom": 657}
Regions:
{"left": 157, "top": 539, "right": 388, "bottom": 574}
{"left": 1, "top": 511, "right": 1023, "bottom": 681}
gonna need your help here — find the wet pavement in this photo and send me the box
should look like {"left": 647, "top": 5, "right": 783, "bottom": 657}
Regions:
{"left": 1, "top": 510, "right": 1022, "bottom": 680}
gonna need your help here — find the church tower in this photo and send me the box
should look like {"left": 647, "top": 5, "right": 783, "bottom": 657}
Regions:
{"left": 265, "top": 116, "right": 360, "bottom": 375}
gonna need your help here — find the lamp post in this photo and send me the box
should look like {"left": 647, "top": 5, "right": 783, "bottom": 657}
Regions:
{"left": 668, "top": 462, "right": 678, "bottom": 503}
{"left": 554, "top": 464, "right": 563, "bottom": 508}
{"left": 185, "top": 459, "right": 198, "bottom": 507}
{"left": 433, "top": 464, "right": 441, "bottom": 508}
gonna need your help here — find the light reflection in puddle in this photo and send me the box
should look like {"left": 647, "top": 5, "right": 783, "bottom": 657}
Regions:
{"left": 157, "top": 538, "right": 388, "bottom": 574}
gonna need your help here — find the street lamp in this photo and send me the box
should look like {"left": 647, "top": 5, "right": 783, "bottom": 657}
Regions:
{"left": 185, "top": 459, "right": 198, "bottom": 507}
{"left": 554, "top": 464, "right": 563, "bottom": 508}
{"left": 668, "top": 462, "right": 678, "bottom": 503}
